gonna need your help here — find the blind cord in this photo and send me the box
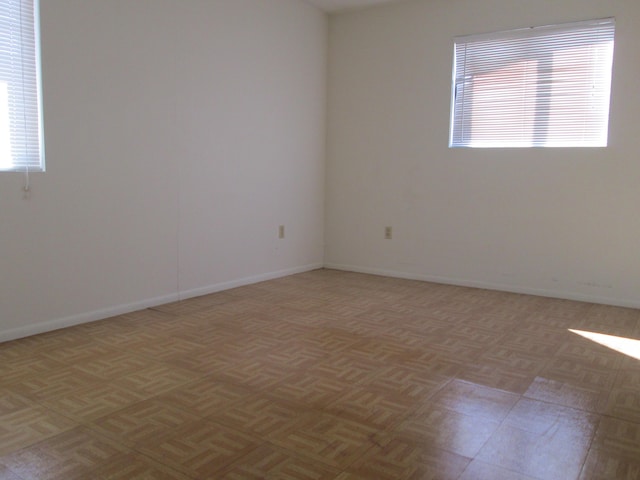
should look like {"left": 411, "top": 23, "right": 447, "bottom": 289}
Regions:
{"left": 20, "top": 1, "right": 32, "bottom": 199}
{"left": 23, "top": 167, "right": 31, "bottom": 199}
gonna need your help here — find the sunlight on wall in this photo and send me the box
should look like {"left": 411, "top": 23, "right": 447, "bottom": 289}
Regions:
{"left": 569, "top": 329, "right": 640, "bottom": 361}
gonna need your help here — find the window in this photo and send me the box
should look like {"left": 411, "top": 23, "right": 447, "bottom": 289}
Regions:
{"left": 450, "top": 18, "right": 615, "bottom": 148}
{"left": 0, "top": 0, "right": 44, "bottom": 172}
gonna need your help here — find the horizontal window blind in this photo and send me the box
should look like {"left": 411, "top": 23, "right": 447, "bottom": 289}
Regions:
{"left": 0, "top": 0, "right": 44, "bottom": 171}
{"left": 450, "top": 18, "right": 615, "bottom": 148}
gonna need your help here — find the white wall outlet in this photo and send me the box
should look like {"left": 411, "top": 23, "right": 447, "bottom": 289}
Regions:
{"left": 385, "top": 226, "right": 392, "bottom": 240}
{"left": 279, "top": 225, "right": 285, "bottom": 239}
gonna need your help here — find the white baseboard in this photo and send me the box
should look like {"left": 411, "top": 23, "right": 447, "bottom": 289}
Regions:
{"left": 0, "top": 292, "right": 180, "bottom": 344}
{"left": 0, "top": 263, "right": 323, "bottom": 343}
{"left": 4, "top": 260, "right": 634, "bottom": 344}
{"left": 177, "top": 263, "right": 324, "bottom": 301}
{"left": 324, "top": 263, "right": 640, "bottom": 310}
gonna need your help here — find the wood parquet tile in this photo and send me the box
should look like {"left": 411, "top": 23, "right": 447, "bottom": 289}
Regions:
{"left": 0, "top": 464, "right": 23, "bottom": 480}
{"left": 360, "top": 364, "right": 450, "bottom": 400}
{"left": 459, "top": 459, "right": 539, "bottom": 480}
{"left": 1, "top": 426, "right": 127, "bottom": 480}
{"left": 8, "top": 367, "right": 105, "bottom": 401}
{"left": 0, "top": 355, "right": 65, "bottom": 387}
{"left": 219, "top": 444, "right": 341, "bottom": 480}
{"left": 137, "top": 420, "right": 261, "bottom": 478}
{"left": 269, "top": 413, "right": 382, "bottom": 469}
{"left": 346, "top": 435, "right": 471, "bottom": 480}
{"left": 89, "top": 399, "right": 200, "bottom": 447}
{"left": 396, "top": 403, "right": 503, "bottom": 458}
{"left": 90, "top": 452, "right": 193, "bottom": 480}
{"left": 476, "top": 398, "right": 600, "bottom": 480}
{"left": 39, "top": 383, "right": 149, "bottom": 422}
{"left": 456, "top": 362, "right": 536, "bottom": 394}
{"left": 578, "top": 448, "right": 640, "bottom": 480}
{"left": 0, "top": 406, "right": 78, "bottom": 456}
{"left": 524, "top": 377, "right": 610, "bottom": 414}
{"left": 158, "top": 379, "right": 255, "bottom": 418}
{"left": 1, "top": 268, "right": 639, "bottom": 479}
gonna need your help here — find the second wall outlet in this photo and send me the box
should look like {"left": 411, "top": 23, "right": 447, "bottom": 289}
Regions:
{"left": 385, "top": 226, "right": 392, "bottom": 240}
{"left": 279, "top": 225, "right": 285, "bottom": 239}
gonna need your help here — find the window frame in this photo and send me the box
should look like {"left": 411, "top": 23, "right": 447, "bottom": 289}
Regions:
{"left": 449, "top": 18, "right": 616, "bottom": 149}
{"left": 0, "top": 0, "right": 45, "bottom": 172}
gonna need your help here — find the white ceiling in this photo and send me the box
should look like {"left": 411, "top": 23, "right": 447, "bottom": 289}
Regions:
{"left": 304, "top": 0, "right": 403, "bottom": 13}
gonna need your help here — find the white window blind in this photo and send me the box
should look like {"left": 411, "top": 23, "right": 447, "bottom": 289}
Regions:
{"left": 450, "top": 18, "right": 615, "bottom": 148}
{"left": 0, "top": 0, "right": 44, "bottom": 172}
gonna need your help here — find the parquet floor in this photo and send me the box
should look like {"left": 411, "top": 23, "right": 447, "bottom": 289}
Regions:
{"left": 1, "top": 269, "right": 639, "bottom": 479}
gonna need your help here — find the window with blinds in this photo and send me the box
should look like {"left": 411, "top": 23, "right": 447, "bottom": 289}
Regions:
{"left": 449, "top": 18, "right": 615, "bottom": 148}
{"left": 0, "top": 0, "right": 44, "bottom": 172}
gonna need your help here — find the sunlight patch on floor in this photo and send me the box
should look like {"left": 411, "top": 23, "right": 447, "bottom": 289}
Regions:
{"left": 569, "top": 329, "right": 640, "bottom": 361}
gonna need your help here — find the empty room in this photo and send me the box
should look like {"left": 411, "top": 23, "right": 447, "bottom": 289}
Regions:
{"left": 1, "top": 0, "right": 639, "bottom": 478}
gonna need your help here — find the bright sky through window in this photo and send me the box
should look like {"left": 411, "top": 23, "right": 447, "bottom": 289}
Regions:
{"left": 0, "top": 82, "right": 10, "bottom": 169}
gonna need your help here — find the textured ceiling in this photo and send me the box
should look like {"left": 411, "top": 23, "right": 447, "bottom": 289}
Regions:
{"left": 303, "top": 0, "right": 403, "bottom": 13}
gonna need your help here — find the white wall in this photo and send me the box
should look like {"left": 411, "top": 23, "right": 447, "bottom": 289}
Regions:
{"left": 326, "top": 0, "right": 640, "bottom": 307}
{"left": 0, "top": 0, "right": 327, "bottom": 341}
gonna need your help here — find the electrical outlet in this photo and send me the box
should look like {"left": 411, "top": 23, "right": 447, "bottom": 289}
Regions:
{"left": 384, "top": 226, "right": 392, "bottom": 240}
{"left": 279, "top": 225, "right": 285, "bottom": 239}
